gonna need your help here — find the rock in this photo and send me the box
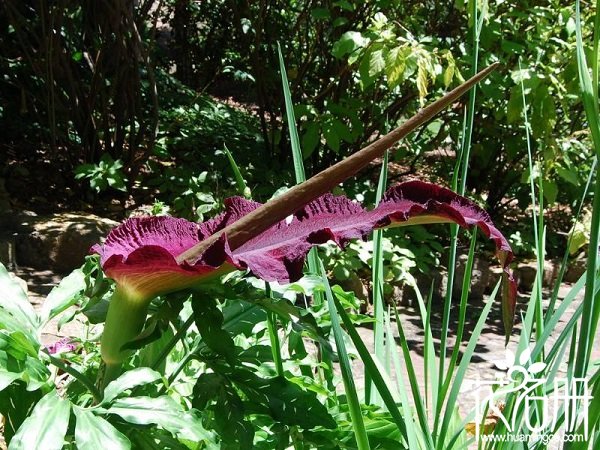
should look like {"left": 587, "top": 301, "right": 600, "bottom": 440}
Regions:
{"left": 453, "top": 254, "right": 490, "bottom": 299}
{"left": 13, "top": 212, "right": 118, "bottom": 273}
{"left": 564, "top": 254, "right": 587, "bottom": 283}
{"left": 515, "top": 261, "right": 537, "bottom": 291}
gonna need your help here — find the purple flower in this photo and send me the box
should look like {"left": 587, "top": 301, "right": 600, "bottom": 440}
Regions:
{"left": 91, "top": 180, "right": 516, "bottom": 320}
{"left": 46, "top": 337, "right": 77, "bottom": 355}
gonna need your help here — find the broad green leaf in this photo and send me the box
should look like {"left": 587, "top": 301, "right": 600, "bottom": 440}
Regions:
{"left": 104, "top": 396, "right": 214, "bottom": 442}
{"left": 416, "top": 59, "right": 430, "bottom": 101}
{"left": 102, "top": 367, "right": 162, "bottom": 404}
{"left": 74, "top": 407, "right": 131, "bottom": 450}
{"left": 226, "top": 366, "right": 336, "bottom": 430}
{"left": 506, "top": 86, "right": 523, "bottom": 124}
{"left": 542, "top": 179, "right": 558, "bottom": 204}
{"left": 331, "top": 119, "right": 353, "bottom": 143}
{"left": 192, "top": 373, "right": 254, "bottom": 449}
{"left": 191, "top": 296, "right": 237, "bottom": 364}
{"left": 323, "top": 124, "right": 341, "bottom": 152}
{"left": 9, "top": 390, "right": 70, "bottom": 450}
{"left": 385, "top": 46, "right": 408, "bottom": 89}
{"left": 332, "top": 31, "right": 368, "bottom": 59}
{"left": 531, "top": 84, "right": 557, "bottom": 139}
{"left": 40, "top": 268, "right": 85, "bottom": 325}
{"left": 367, "top": 48, "right": 386, "bottom": 78}
{"left": 0, "top": 384, "right": 43, "bottom": 443}
{"left": 555, "top": 166, "right": 579, "bottom": 185}
{"left": 0, "top": 264, "right": 38, "bottom": 336}
{"left": 301, "top": 121, "right": 320, "bottom": 158}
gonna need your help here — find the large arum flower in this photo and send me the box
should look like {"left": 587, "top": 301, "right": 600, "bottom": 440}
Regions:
{"left": 92, "top": 181, "right": 517, "bottom": 384}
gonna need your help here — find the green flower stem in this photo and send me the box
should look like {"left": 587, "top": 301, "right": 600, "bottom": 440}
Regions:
{"left": 45, "top": 350, "right": 102, "bottom": 404}
{"left": 99, "top": 287, "right": 151, "bottom": 389}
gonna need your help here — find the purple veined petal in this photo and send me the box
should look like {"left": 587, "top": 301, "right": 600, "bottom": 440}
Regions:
{"left": 92, "top": 180, "right": 517, "bottom": 335}
{"left": 91, "top": 216, "right": 238, "bottom": 300}
{"left": 229, "top": 181, "right": 517, "bottom": 335}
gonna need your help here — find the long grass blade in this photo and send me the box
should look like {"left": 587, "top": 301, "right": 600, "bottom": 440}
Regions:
{"left": 319, "top": 261, "right": 371, "bottom": 450}
{"left": 436, "top": 281, "right": 500, "bottom": 450}
{"left": 573, "top": 0, "right": 600, "bottom": 391}
{"left": 177, "top": 63, "right": 499, "bottom": 264}
{"left": 366, "top": 150, "right": 389, "bottom": 406}
{"left": 333, "top": 292, "right": 410, "bottom": 443}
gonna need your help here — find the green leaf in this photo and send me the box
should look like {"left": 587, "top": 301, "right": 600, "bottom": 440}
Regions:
{"left": 74, "top": 408, "right": 131, "bottom": 450}
{"left": 385, "top": 46, "right": 409, "bottom": 89}
{"left": 368, "top": 48, "right": 386, "bottom": 78}
{"left": 40, "top": 268, "right": 85, "bottom": 325}
{"left": 102, "top": 367, "right": 162, "bottom": 404}
{"left": 192, "top": 373, "right": 254, "bottom": 450}
{"left": 310, "top": 8, "right": 330, "bottom": 19}
{"left": 191, "top": 296, "right": 237, "bottom": 364}
{"left": 226, "top": 367, "right": 337, "bottom": 430}
{"left": 0, "top": 263, "right": 38, "bottom": 336}
{"left": 555, "top": 166, "right": 579, "bottom": 185}
{"left": 0, "top": 383, "right": 42, "bottom": 443}
{"left": 506, "top": 86, "right": 523, "bottom": 124}
{"left": 332, "top": 31, "right": 368, "bottom": 59}
{"left": 104, "top": 396, "right": 214, "bottom": 442}
{"left": 301, "top": 122, "right": 320, "bottom": 158}
{"left": 323, "top": 124, "right": 341, "bottom": 152}
{"left": 542, "top": 179, "right": 558, "bottom": 204}
{"left": 531, "top": 84, "right": 557, "bottom": 138}
{"left": 331, "top": 119, "right": 353, "bottom": 143}
{"left": 9, "top": 390, "right": 70, "bottom": 450}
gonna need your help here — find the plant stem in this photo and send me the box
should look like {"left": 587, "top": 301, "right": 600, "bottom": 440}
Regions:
{"left": 266, "top": 283, "right": 284, "bottom": 377}
{"left": 45, "top": 351, "right": 102, "bottom": 404}
{"left": 177, "top": 63, "right": 499, "bottom": 265}
{"left": 151, "top": 314, "right": 195, "bottom": 371}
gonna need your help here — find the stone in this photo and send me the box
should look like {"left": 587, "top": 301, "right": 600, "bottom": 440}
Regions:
{"left": 564, "top": 254, "right": 587, "bottom": 283}
{"left": 515, "top": 261, "right": 537, "bottom": 291}
{"left": 12, "top": 212, "right": 118, "bottom": 273}
{"left": 453, "top": 254, "right": 490, "bottom": 299}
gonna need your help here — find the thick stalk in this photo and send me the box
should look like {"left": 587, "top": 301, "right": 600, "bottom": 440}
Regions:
{"left": 99, "top": 287, "right": 150, "bottom": 388}
{"left": 176, "top": 63, "right": 499, "bottom": 265}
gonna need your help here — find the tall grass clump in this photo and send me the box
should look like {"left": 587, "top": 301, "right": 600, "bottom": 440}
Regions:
{"left": 274, "top": 0, "right": 600, "bottom": 448}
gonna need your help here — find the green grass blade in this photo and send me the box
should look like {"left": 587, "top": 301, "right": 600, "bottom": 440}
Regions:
{"left": 411, "top": 279, "right": 438, "bottom": 415}
{"left": 277, "top": 42, "right": 324, "bottom": 308}
{"left": 436, "top": 281, "right": 500, "bottom": 450}
{"left": 547, "top": 158, "right": 597, "bottom": 321}
{"left": 573, "top": 0, "right": 600, "bottom": 389}
{"left": 277, "top": 42, "right": 305, "bottom": 183}
{"left": 386, "top": 310, "right": 422, "bottom": 449}
{"left": 392, "top": 303, "right": 435, "bottom": 449}
{"left": 518, "top": 58, "right": 545, "bottom": 343}
{"left": 434, "top": 231, "right": 477, "bottom": 435}
{"left": 319, "top": 261, "right": 371, "bottom": 450}
{"left": 333, "top": 290, "right": 410, "bottom": 443}
{"left": 265, "top": 283, "right": 284, "bottom": 377}
{"left": 440, "top": 0, "right": 483, "bottom": 403}
{"left": 366, "top": 150, "right": 389, "bottom": 406}
{"left": 223, "top": 144, "right": 250, "bottom": 198}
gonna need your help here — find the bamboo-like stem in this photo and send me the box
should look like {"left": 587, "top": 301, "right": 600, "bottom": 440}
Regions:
{"left": 176, "top": 63, "right": 500, "bottom": 265}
